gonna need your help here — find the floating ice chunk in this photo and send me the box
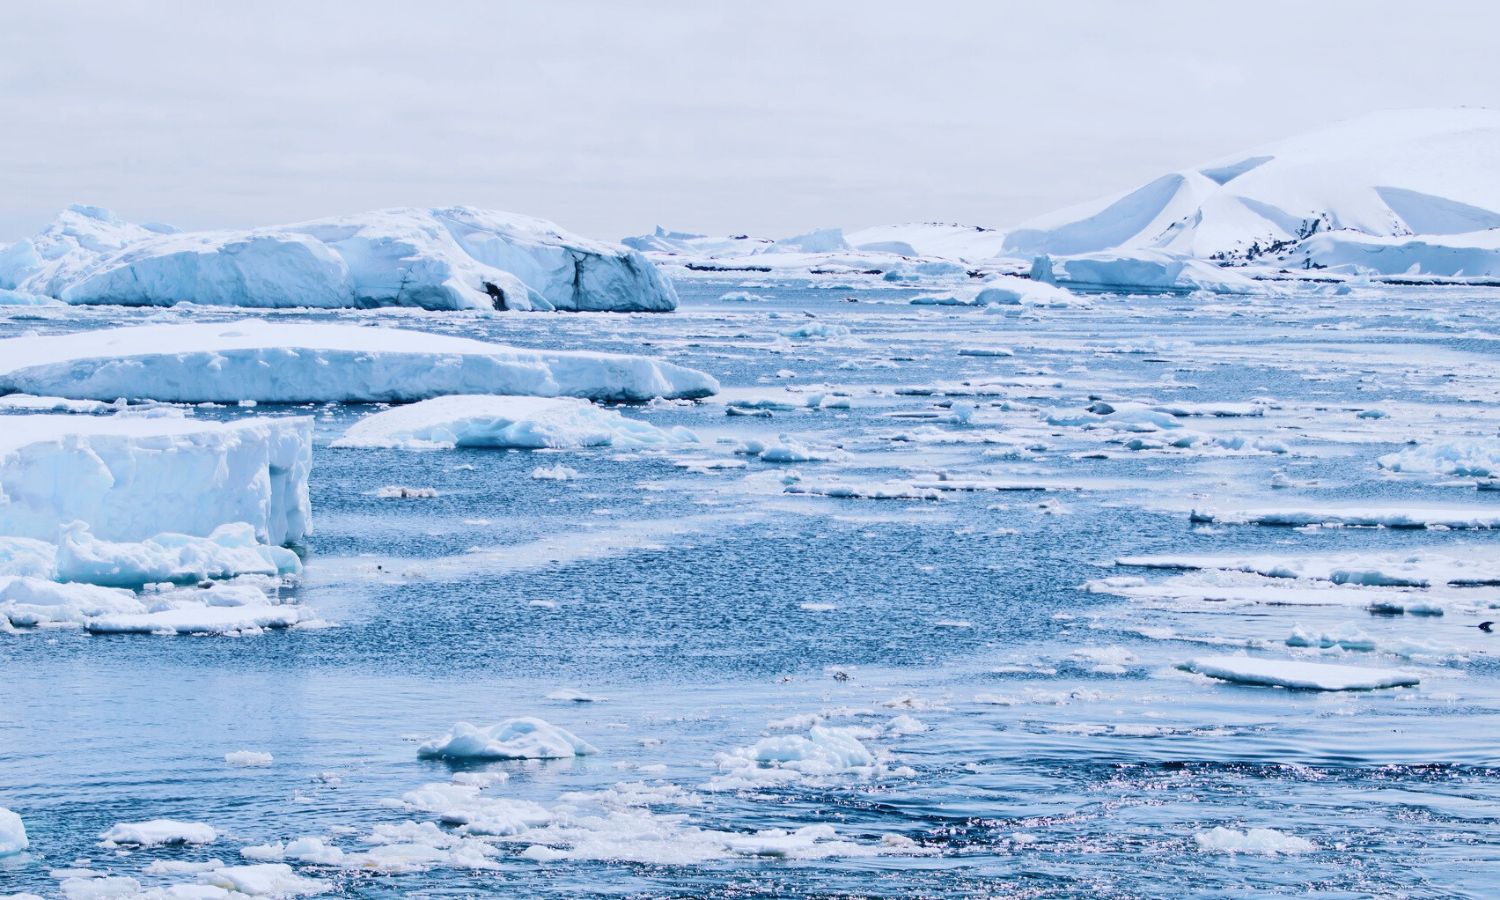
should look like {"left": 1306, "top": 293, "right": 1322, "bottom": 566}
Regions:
{"left": 197, "top": 862, "right": 331, "bottom": 896}
{"left": 0, "top": 806, "right": 27, "bottom": 856}
{"left": 713, "top": 726, "right": 878, "bottom": 788}
{"left": 1379, "top": 440, "right": 1500, "bottom": 478}
{"left": 545, "top": 688, "right": 607, "bottom": 703}
{"left": 225, "top": 750, "right": 274, "bottom": 767}
{"left": 0, "top": 414, "right": 311, "bottom": 546}
{"left": 55, "top": 522, "right": 300, "bottom": 587}
{"left": 100, "top": 819, "right": 217, "bottom": 847}
{"left": 530, "top": 464, "right": 579, "bottom": 481}
{"left": 58, "top": 876, "right": 142, "bottom": 899}
{"left": 416, "top": 717, "right": 598, "bottom": 760}
{"left": 1180, "top": 655, "right": 1418, "bottom": 691}
{"left": 1194, "top": 826, "right": 1314, "bottom": 855}
{"left": 0, "top": 577, "right": 140, "bottom": 628}
{"left": 375, "top": 485, "right": 438, "bottom": 499}
{"left": 1189, "top": 505, "right": 1500, "bottom": 529}
{"left": 84, "top": 600, "right": 305, "bottom": 636}
{"left": 0, "top": 286, "right": 59, "bottom": 306}
{"left": 973, "top": 274, "right": 1078, "bottom": 306}
{"left": 0, "top": 320, "right": 718, "bottom": 403}
{"left": 333, "top": 395, "right": 696, "bottom": 451}
{"left": 781, "top": 322, "right": 850, "bottom": 340}
{"left": 718, "top": 291, "right": 765, "bottom": 302}
{"left": 957, "top": 346, "right": 1015, "bottom": 357}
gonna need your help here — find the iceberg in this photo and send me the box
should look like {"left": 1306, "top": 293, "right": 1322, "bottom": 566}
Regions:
{"left": 1002, "top": 108, "right": 1500, "bottom": 278}
{"left": 0, "top": 204, "right": 677, "bottom": 311}
{"left": 0, "top": 414, "right": 311, "bottom": 546}
{"left": 0, "top": 319, "right": 719, "bottom": 403}
{"left": 333, "top": 395, "right": 696, "bottom": 450}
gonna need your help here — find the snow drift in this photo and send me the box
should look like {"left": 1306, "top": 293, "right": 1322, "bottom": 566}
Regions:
{"left": 0, "top": 320, "right": 719, "bottom": 403}
{"left": 0, "top": 204, "right": 678, "bottom": 311}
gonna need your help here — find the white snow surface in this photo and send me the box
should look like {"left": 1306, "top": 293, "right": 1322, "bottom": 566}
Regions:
{"left": 1003, "top": 108, "right": 1500, "bottom": 277}
{"left": 333, "top": 395, "right": 696, "bottom": 451}
{"left": 0, "top": 320, "right": 718, "bottom": 403}
{"left": 0, "top": 414, "right": 311, "bottom": 546}
{"left": 0, "top": 204, "right": 678, "bottom": 311}
{"left": 1180, "top": 655, "right": 1419, "bottom": 691}
{"left": 416, "top": 717, "right": 598, "bottom": 760}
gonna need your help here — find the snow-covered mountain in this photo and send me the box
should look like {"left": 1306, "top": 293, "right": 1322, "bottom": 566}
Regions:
{"left": 1003, "top": 108, "right": 1500, "bottom": 277}
{"left": 0, "top": 205, "right": 678, "bottom": 312}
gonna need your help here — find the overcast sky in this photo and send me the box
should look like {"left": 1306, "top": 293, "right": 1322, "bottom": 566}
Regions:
{"left": 2, "top": 1, "right": 1496, "bottom": 243}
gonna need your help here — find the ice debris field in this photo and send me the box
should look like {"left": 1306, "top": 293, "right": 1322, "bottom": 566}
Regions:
{"left": 3, "top": 111, "right": 1500, "bottom": 898}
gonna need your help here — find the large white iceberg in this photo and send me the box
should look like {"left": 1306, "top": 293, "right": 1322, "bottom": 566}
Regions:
{"left": 0, "top": 204, "right": 678, "bottom": 311}
{"left": 0, "top": 319, "right": 718, "bottom": 403}
{"left": 0, "top": 414, "right": 311, "bottom": 546}
{"left": 333, "top": 395, "right": 697, "bottom": 450}
{"left": 1002, "top": 108, "right": 1500, "bottom": 277}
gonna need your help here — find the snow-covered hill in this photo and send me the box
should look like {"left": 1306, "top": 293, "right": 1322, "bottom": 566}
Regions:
{"left": 0, "top": 205, "right": 678, "bottom": 312}
{"left": 1003, "top": 108, "right": 1500, "bottom": 277}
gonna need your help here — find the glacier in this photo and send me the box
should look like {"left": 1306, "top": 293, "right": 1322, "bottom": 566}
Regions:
{"left": 0, "top": 319, "right": 719, "bottom": 403}
{"left": 0, "top": 205, "right": 678, "bottom": 312}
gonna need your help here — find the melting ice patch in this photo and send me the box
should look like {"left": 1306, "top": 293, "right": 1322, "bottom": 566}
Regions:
{"left": 1195, "top": 826, "right": 1315, "bottom": 855}
{"left": 333, "top": 395, "right": 696, "bottom": 451}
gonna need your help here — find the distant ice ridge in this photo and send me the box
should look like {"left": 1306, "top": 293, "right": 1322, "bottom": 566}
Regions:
{"left": 1004, "top": 108, "right": 1500, "bottom": 278}
{"left": 0, "top": 415, "right": 311, "bottom": 546}
{"left": 333, "top": 395, "right": 697, "bottom": 450}
{"left": 0, "top": 204, "right": 678, "bottom": 311}
{"left": 0, "top": 320, "right": 719, "bottom": 403}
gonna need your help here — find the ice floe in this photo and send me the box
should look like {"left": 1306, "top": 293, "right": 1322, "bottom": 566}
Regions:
{"left": 333, "top": 395, "right": 696, "bottom": 451}
{"left": 1179, "top": 655, "right": 1419, "bottom": 691}
{"left": 99, "top": 819, "right": 218, "bottom": 848}
{"left": 0, "top": 806, "right": 27, "bottom": 856}
{"left": 0, "top": 320, "right": 718, "bottom": 403}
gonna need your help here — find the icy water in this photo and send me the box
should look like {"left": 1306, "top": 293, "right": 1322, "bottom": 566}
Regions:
{"left": 4, "top": 279, "right": 1500, "bottom": 897}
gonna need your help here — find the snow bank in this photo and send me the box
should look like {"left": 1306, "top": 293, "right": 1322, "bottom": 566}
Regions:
{"left": 0, "top": 806, "right": 27, "bottom": 856}
{"left": 333, "top": 395, "right": 696, "bottom": 450}
{"left": 0, "top": 320, "right": 717, "bottom": 403}
{"left": 0, "top": 414, "right": 311, "bottom": 546}
{"left": 1180, "top": 656, "right": 1418, "bottom": 691}
{"left": 1, "top": 204, "right": 677, "bottom": 312}
{"left": 100, "top": 819, "right": 218, "bottom": 847}
{"left": 1195, "top": 826, "right": 1314, "bottom": 855}
{"left": 416, "top": 717, "right": 598, "bottom": 760}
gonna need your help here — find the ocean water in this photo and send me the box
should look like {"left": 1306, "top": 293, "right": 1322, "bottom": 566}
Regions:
{"left": 3, "top": 278, "right": 1500, "bottom": 897}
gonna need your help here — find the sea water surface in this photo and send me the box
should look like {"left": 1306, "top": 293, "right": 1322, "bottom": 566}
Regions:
{"left": 3, "top": 279, "right": 1500, "bottom": 897}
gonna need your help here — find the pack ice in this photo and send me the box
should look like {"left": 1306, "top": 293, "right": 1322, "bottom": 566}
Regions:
{"left": 0, "top": 319, "right": 719, "bottom": 403}
{"left": 0, "top": 204, "right": 678, "bottom": 311}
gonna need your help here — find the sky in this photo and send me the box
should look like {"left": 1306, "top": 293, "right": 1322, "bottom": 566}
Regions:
{"left": 2, "top": 1, "right": 1497, "bottom": 244}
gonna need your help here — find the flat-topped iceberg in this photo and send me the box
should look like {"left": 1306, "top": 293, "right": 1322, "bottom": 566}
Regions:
{"left": 0, "top": 414, "right": 311, "bottom": 546}
{"left": 0, "top": 319, "right": 718, "bottom": 403}
{"left": 333, "top": 395, "right": 697, "bottom": 450}
{"left": 0, "top": 204, "right": 678, "bottom": 311}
